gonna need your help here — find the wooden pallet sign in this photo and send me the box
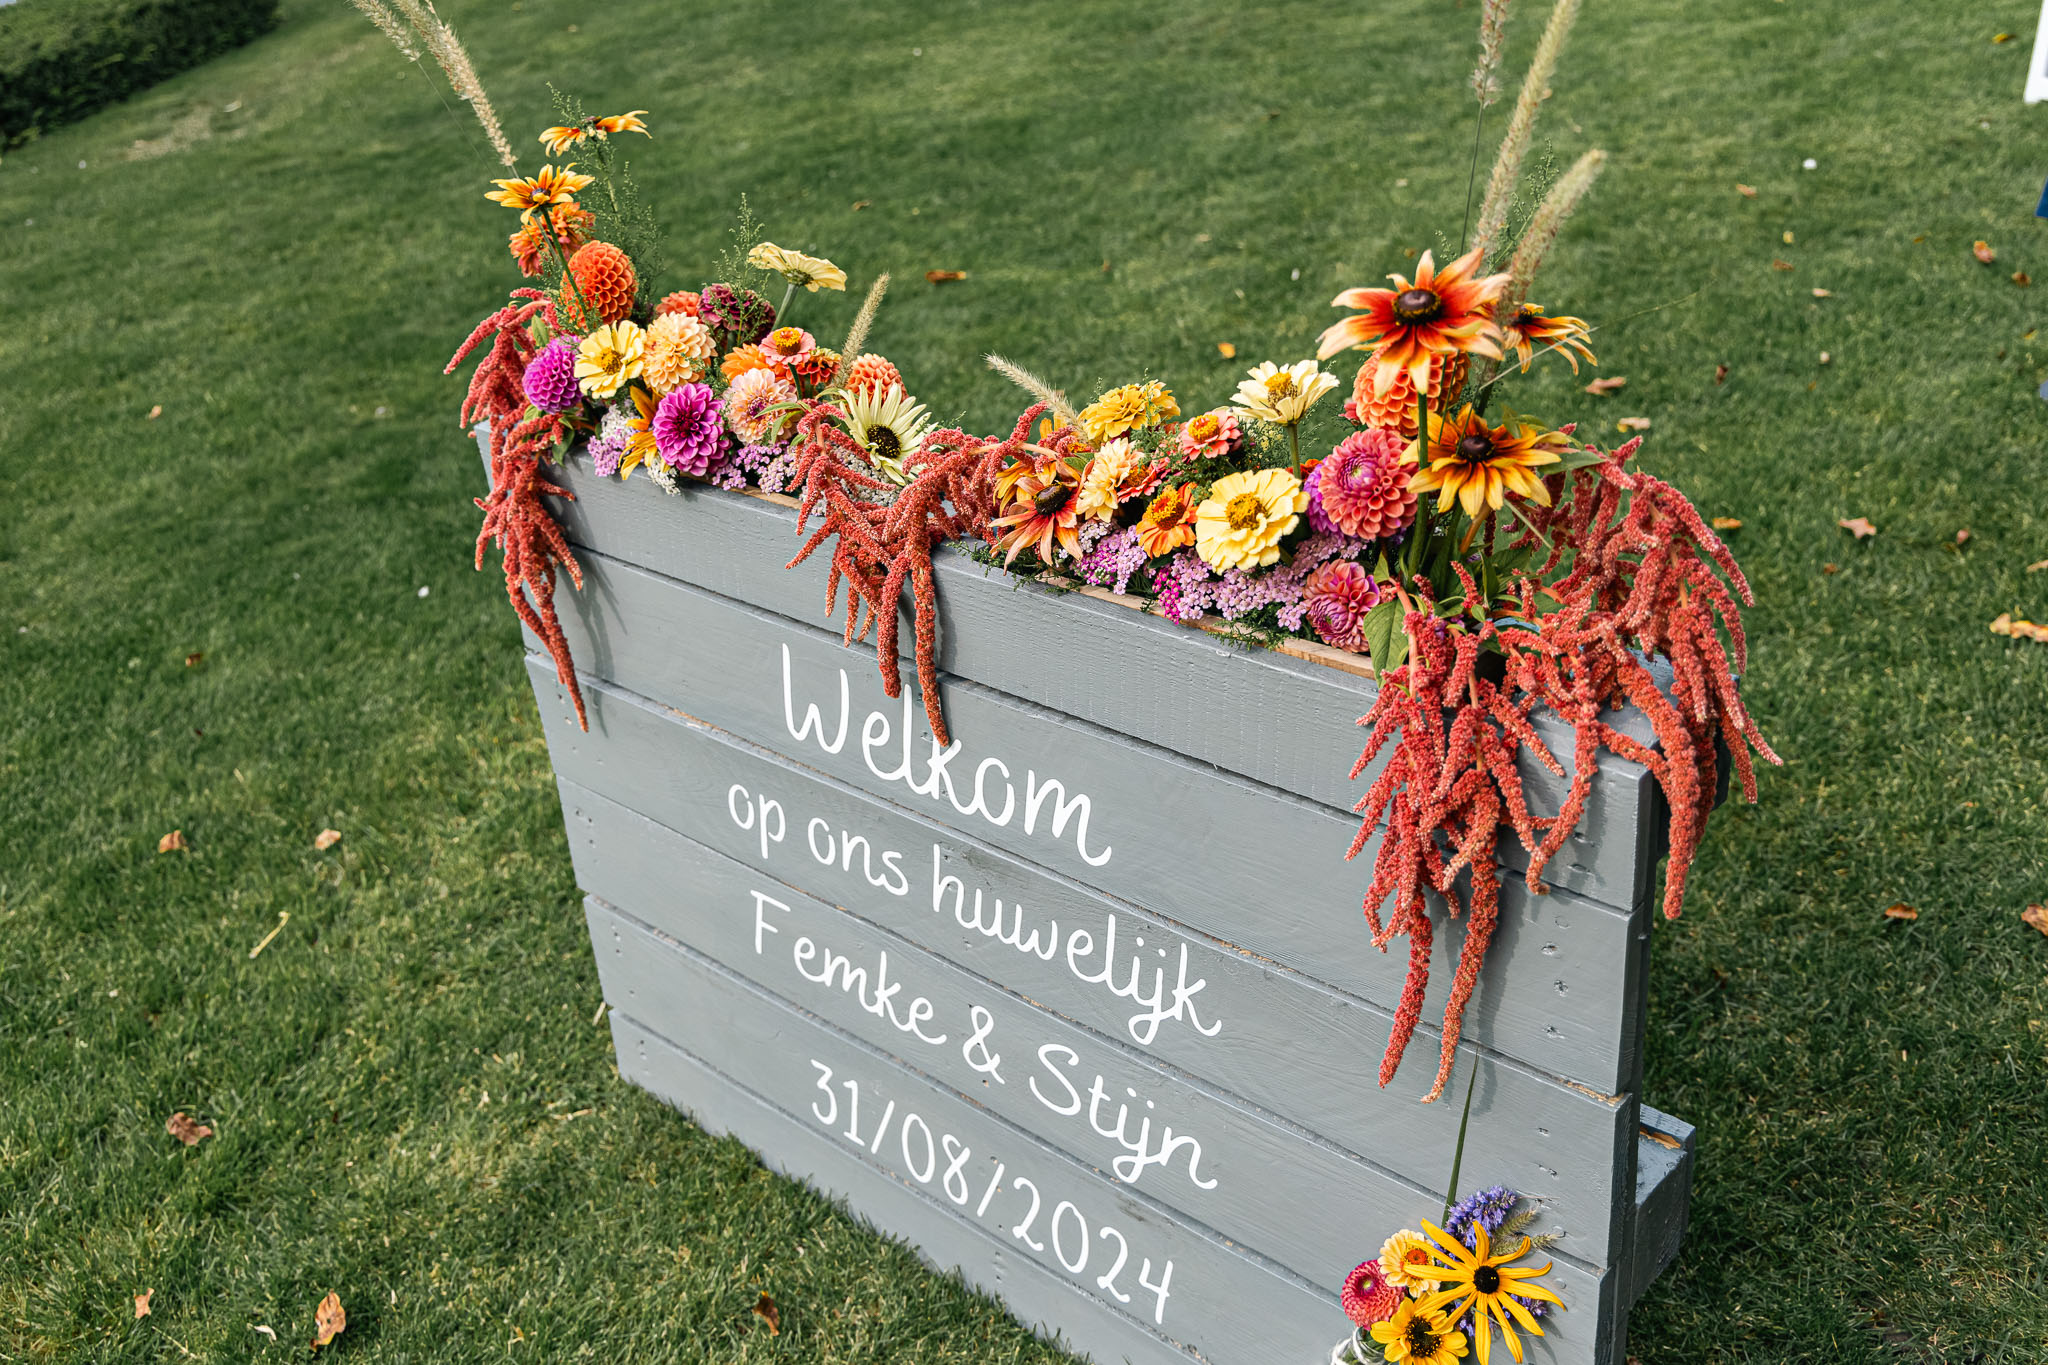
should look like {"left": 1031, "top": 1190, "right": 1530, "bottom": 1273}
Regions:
{"left": 488, "top": 441, "right": 1701, "bottom": 1365}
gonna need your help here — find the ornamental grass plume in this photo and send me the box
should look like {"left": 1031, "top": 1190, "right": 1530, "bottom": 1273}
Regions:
{"left": 1469, "top": 0, "right": 1581, "bottom": 264}
{"left": 830, "top": 274, "right": 891, "bottom": 389}
{"left": 1500, "top": 149, "right": 1607, "bottom": 329}
{"left": 985, "top": 354, "right": 1080, "bottom": 426}
{"left": 353, "top": 0, "right": 517, "bottom": 167}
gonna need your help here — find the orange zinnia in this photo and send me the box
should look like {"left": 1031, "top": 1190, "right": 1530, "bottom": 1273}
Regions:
{"left": 1318, "top": 247, "right": 1510, "bottom": 399}
{"left": 989, "top": 461, "right": 1084, "bottom": 566}
{"left": 1500, "top": 303, "right": 1597, "bottom": 373}
{"left": 485, "top": 164, "right": 593, "bottom": 222}
{"left": 1133, "top": 484, "right": 1198, "bottom": 557}
{"left": 1405, "top": 405, "right": 1567, "bottom": 518}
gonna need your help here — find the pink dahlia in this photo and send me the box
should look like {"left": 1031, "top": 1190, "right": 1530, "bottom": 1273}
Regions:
{"left": 724, "top": 367, "right": 797, "bottom": 445}
{"left": 653, "top": 383, "right": 723, "bottom": 476}
{"left": 521, "top": 336, "right": 582, "bottom": 413}
{"left": 1302, "top": 561, "right": 1382, "bottom": 652}
{"left": 1340, "top": 1257, "right": 1403, "bottom": 1328}
{"left": 1308, "top": 427, "right": 1415, "bottom": 539}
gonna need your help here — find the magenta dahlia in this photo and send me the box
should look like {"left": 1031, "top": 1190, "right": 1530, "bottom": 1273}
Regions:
{"left": 1339, "top": 1257, "right": 1403, "bottom": 1328}
{"left": 522, "top": 336, "right": 582, "bottom": 413}
{"left": 1308, "top": 428, "right": 1415, "bottom": 540}
{"left": 1302, "top": 561, "right": 1383, "bottom": 652}
{"left": 652, "top": 382, "right": 723, "bottom": 476}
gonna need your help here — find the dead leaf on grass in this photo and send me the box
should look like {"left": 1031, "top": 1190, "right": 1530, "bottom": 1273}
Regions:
{"left": 184, "top": 652, "right": 204, "bottom": 668}
{"left": 2027, "top": 559, "right": 2048, "bottom": 573}
{"left": 1711, "top": 516, "right": 1743, "bottom": 531}
{"left": 1995, "top": 31, "right": 2015, "bottom": 42}
{"left": 1839, "top": 516, "right": 1876, "bottom": 540}
{"left": 248, "top": 910, "right": 290, "bottom": 959}
{"left": 1584, "top": 375, "right": 1626, "bottom": 395}
{"left": 2022, "top": 905, "right": 2048, "bottom": 938}
{"left": 850, "top": 200, "right": 870, "bottom": 211}
{"left": 166, "top": 1112, "right": 213, "bottom": 1146}
{"left": 1821, "top": 563, "right": 1840, "bottom": 575}
{"left": 158, "top": 830, "right": 187, "bottom": 853}
{"left": 1736, "top": 184, "right": 1758, "bottom": 198}
{"left": 2013, "top": 271, "right": 2031, "bottom": 287}
{"left": 135, "top": 1290, "right": 154, "bottom": 1319}
{"left": 1991, "top": 613, "right": 2048, "bottom": 643}
{"left": 252, "top": 1325, "right": 277, "bottom": 1341}
{"left": 1882, "top": 903, "right": 1918, "bottom": 922}
{"left": 147, "top": 405, "right": 163, "bottom": 420}
{"left": 1811, "top": 287, "right": 1832, "bottom": 298}
{"left": 1974, "top": 240, "right": 1996, "bottom": 264}
{"left": 924, "top": 270, "right": 966, "bottom": 284}
{"left": 313, "top": 828, "right": 342, "bottom": 851}
{"left": 312, "top": 1293, "right": 346, "bottom": 1349}
{"left": 1216, "top": 341, "right": 1236, "bottom": 358}
{"left": 752, "top": 1292, "right": 781, "bottom": 1335}
{"left": 1714, "top": 363, "right": 1729, "bottom": 384}
{"left": 1771, "top": 258, "right": 1795, "bottom": 271}
{"left": 1616, "top": 416, "right": 1651, "bottom": 432}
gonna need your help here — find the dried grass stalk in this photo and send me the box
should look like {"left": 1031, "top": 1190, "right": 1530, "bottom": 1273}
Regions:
{"left": 984, "top": 354, "right": 1079, "bottom": 425}
{"left": 1470, "top": 0, "right": 1580, "bottom": 262}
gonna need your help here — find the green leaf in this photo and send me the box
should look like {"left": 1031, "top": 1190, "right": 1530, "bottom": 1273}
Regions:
{"left": 1362, "top": 599, "right": 1405, "bottom": 675}
{"left": 1550, "top": 446, "right": 1612, "bottom": 475}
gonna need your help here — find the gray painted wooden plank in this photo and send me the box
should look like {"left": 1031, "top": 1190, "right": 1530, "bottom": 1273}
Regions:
{"left": 581, "top": 825, "right": 1624, "bottom": 1283}
{"left": 516, "top": 445, "right": 1666, "bottom": 913}
{"left": 519, "top": 561, "right": 1653, "bottom": 1096}
{"left": 593, "top": 906, "right": 1620, "bottom": 1365}
{"left": 1626, "top": 1108, "right": 1696, "bottom": 1311}
{"left": 559, "top": 771, "right": 1635, "bottom": 1268}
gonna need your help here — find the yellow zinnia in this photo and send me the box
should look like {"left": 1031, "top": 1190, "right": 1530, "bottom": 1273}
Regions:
{"left": 1194, "top": 467, "right": 1306, "bottom": 572}
{"left": 1378, "top": 1230, "right": 1441, "bottom": 1294}
{"left": 1079, "top": 380, "right": 1179, "bottom": 446}
{"left": 748, "top": 242, "right": 847, "bottom": 292}
{"left": 574, "top": 322, "right": 645, "bottom": 399}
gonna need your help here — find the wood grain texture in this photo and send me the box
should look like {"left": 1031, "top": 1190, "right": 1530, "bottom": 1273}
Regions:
{"left": 525, "top": 449, "right": 1668, "bottom": 914}
{"left": 593, "top": 905, "right": 1620, "bottom": 1365}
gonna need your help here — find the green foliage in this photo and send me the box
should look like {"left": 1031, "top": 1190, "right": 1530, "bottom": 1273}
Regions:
{"left": 711, "top": 192, "right": 778, "bottom": 293}
{"left": 544, "top": 84, "right": 665, "bottom": 307}
{"left": 0, "top": 0, "right": 278, "bottom": 146}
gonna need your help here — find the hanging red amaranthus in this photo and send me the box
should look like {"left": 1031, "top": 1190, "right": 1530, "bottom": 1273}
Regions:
{"left": 447, "top": 289, "right": 588, "bottom": 730}
{"left": 1350, "top": 438, "right": 1778, "bottom": 1100}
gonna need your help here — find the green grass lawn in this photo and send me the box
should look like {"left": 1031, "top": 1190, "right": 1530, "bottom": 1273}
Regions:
{"left": 3, "top": 0, "right": 2047, "bottom": 1360}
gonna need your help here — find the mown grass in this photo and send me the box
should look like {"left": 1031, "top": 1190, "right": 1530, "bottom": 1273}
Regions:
{"left": 2, "top": 0, "right": 2046, "bottom": 1361}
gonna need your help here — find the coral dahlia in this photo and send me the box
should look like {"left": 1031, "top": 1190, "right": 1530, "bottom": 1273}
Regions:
{"left": 1302, "top": 561, "right": 1383, "bottom": 651}
{"left": 1340, "top": 1257, "right": 1404, "bottom": 1328}
{"left": 655, "top": 290, "right": 701, "bottom": 318}
{"left": 723, "top": 367, "right": 796, "bottom": 445}
{"left": 652, "top": 383, "right": 724, "bottom": 477}
{"left": 1350, "top": 352, "right": 1468, "bottom": 438}
{"left": 1310, "top": 428, "right": 1416, "bottom": 539}
{"left": 721, "top": 344, "right": 774, "bottom": 382}
{"left": 643, "top": 312, "right": 717, "bottom": 393}
{"left": 521, "top": 336, "right": 583, "bottom": 413}
{"left": 843, "top": 353, "right": 903, "bottom": 398}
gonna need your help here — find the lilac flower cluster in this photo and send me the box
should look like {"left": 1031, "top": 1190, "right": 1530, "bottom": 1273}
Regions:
{"left": 587, "top": 406, "right": 635, "bottom": 478}
{"left": 1076, "top": 526, "right": 1147, "bottom": 595}
{"left": 1152, "top": 532, "right": 1371, "bottom": 629}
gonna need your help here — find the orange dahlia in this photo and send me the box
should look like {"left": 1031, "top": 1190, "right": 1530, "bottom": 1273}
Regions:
{"left": 844, "top": 353, "right": 904, "bottom": 398}
{"left": 990, "top": 461, "right": 1084, "bottom": 566}
{"left": 655, "top": 290, "right": 701, "bottom": 318}
{"left": 721, "top": 344, "right": 774, "bottom": 382}
{"left": 1349, "top": 352, "right": 1468, "bottom": 438}
{"left": 1318, "top": 247, "right": 1510, "bottom": 398}
{"left": 1500, "top": 303, "right": 1597, "bottom": 374}
{"left": 1133, "top": 483, "right": 1198, "bottom": 557}
{"left": 564, "top": 241, "right": 637, "bottom": 327}
{"left": 1406, "top": 405, "right": 1568, "bottom": 518}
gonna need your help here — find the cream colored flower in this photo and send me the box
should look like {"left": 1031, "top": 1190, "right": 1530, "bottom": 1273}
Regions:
{"left": 748, "top": 242, "right": 848, "bottom": 292}
{"left": 1231, "top": 359, "right": 1337, "bottom": 426}
{"left": 723, "top": 366, "right": 797, "bottom": 444}
{"left": 573, "top": 321, "right": 645, "bottom": 399}
{"left": 642, "top": 312, "right": 717, "bottom": 393}
{"left": 1378, "top": 1230, "right": 1441, "bottom": 1294}
{"left": 840, "top": 383, "right": 933, "bottom": 484}
{"left": 1194, "top": 466, "right": 1307, "bottom": 571}
{"left": 1076, "top": 437, "right": 1141, "bottom": 520}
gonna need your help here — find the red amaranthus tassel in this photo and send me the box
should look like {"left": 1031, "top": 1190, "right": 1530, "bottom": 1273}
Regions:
{"left": 1351, "top": 441, "right": 1778, "bottom": 1097}
{"left": 447, "top": 290, "right": 588, "bottom": 730}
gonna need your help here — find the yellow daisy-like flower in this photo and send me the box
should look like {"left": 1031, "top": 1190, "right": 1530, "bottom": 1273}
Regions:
{"left": 1367, "top": 1297, "right": 1469, "bottom": 1365}
{"left": 537, "top": 125, "right": 586, "bottom": 155}
{"left": 1404, "top": 405, "right": 1567, "bottom": 519}
{"left": 1416, "top": 1220, "right": 1564, "bottom": 1365}
{"left": 1231, "top": 359, "right": 1337, "bottom": 426}
{"left": 574, "top": 322, "right": 645, "bottom": 399}
{"left": 1499, "top": 303, "right": 1596, "bottom": 374}
{"left": 539, "top": 112, "right": 650, "bottom": 155}
{"left": 748, "top": 242, "right": 848, "bottom": 292}
{"left": 1378, "top": 1230, "right": 1441, "bottom": 1294}
{"left": 484, "top": 163, "right": 593, "bottom": 222}
{"left": 642, "top": 313, "right": 717, "bottom": 394}
{"left": 1078, "top": 380, "right": 1179, "bottom": 446}
{"left": 615, "top": 385, "right": 660, "bottom": 480}
{"left": 1075, "top": 437, "right": 1141, "bottom": 521}
{"left": 1193, "top": 467, "right": 1306, "bottom": 572}
{"left": 593, "top": 110, "right": 650, "bottom": 137}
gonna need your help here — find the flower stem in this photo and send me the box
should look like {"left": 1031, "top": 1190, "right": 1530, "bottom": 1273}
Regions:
{"left": 1441, "top": 1048, "right": 1482, "bottom": 1225}
{"left": 776, "top": 280, "right": 797, "bottom": 331}
{"left": 1287, "top": 422, "right": 1302, "bottom": 477}
{"left": 543, "top": 213, "right": 599, "bottom": 333}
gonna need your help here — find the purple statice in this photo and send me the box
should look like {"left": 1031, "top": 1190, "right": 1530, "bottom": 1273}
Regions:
{"left": 652, "top": 382, "right": 723, "bottom": 476}
{"left": 586, "top": 404, "right": 634, "bottom": 478}
{"left": 522, "top": 336, "right": 582, "bottom": 412}
{"left": 1076, "top": 526, "right": 1147, "bottom": 595}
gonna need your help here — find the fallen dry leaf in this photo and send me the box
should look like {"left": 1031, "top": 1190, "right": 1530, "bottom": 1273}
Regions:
{"left": 924, "top": 270, "right": 966, "bottom": 284}
{"left": 147, "top": 405, "right": 163, "bottom": 420}
{"left": 1616, "top": 416, "right": 1652, "bottom": 432}
{"left": 1821, "top": 562, "right": 1840, "bottom": 575}
{"left": 1100, "top": 259, "right": 1112, "bottom": 273}
{"left": 1714, "top": 363, "right": 1729, "bottom": 385}
{"left": 1839, "top": 516, "right": 1877, "bottom": 540}
{"left": 1955, "top": 528, "right": 1972, "bottom": 547}
{"left": 1974, "top": 240, "right": 1996, "bottom": 264}
{"left": 184, "top": 651, "right": 204, "bottom": 668}
{"left": 252, "top": 1325, "right": 277, "bottom": 1341}
{"left": 1995, "top": 31, "right": 2015, "bottom": 42}
{"left": 2027, "top": 559, "right": 2048, "bottom": 573}
{"left": 1584, "top": 375, "right": 1627, "bottom": 395}
{"left": 1782, "top": 231, "right": 1795, "bottom": 245}
{"left": 1711, "top": 516, "right": 1743, "bottom": 531}
{"left": 1736, "top": 183, "right": 1758, "bottom": 198}
{"left": 1811, "top": 287, "right": 1832, "bottom": 298}
{"left": 158, "top": 830, "right": 186, "bottom": 853}
{"left": 166, "top": 1112, "right": 213, "bottom": 1146}
{"left": 1216, "top": 341, "right": 1236, "bottom": 359}
{"left": 313, "top": 828, "right": 342, "bottom": 851}
{"left": 752, "top": 1293, "right": 781, "bottom": 1336}
{"left": 1882, "top": 903, "right": 1918, "bottom": 922}
{"left": 2013, "top": 271, "right": 2032, "bottom": 288}
{"left": 135, "top": 1290, "right": 154, "bottom": 1320}
{"left": 850, "top": 200, "right": 870, "bottom": 211}
{"left": 1771, "top": 258, "right": 1795, "bottom": 271}
{"left": 1991, "top": 613, "right": 2048, "bottom": 643}
{"left": 312, "top": 1293, "right": 346, "bottom": 1349}
{"left": 2022, "top": 905, "right": 2048, "bottom": 938}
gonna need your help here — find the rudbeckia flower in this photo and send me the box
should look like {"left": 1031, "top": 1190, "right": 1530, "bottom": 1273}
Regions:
{"left": 1499, "top": 303, "right": 1596, "bottom": 373}
{"left": 748, "top": 242, "right": 848, "bottom": 292}
{"left": 990, "top": 461, "right": 1085, "bottom": 566}
{"left": 485, "top": 164, "right": 593, "bottom": 221}
{"left": 1415, "top": 1220, "right": 1564, "bottom": 1365}
{"left": 1194, "top": 467, "right": 1307, "bottom": 571}
{"left": 593, "top": 110, "right": 650, "bottom": 137}
{"left": 1318, "top": 247, "right": 1510, "bottom": 398}
{"left": 1367, "top": 1297, "right": 1469, "bottom": 1365}
{"left": 1404, "top": 406, "right": 1566, "bottom": 518}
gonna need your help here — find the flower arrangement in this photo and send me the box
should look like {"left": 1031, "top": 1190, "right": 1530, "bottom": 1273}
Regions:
{"left": 395, "top": 0, "right": 1770, "bottom": 1158}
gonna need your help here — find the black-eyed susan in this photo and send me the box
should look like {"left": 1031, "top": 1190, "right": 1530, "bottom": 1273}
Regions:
{"left": 989, "top": 460, "right": 1084, "bottom": 566}
{"left": 1366, "top": 1296, "right": 1469, "bottom": 1365}
{"left": 485, "top": 164, "right": 593, "bottom": 221}
{"left": 1404, "top": 406, "right": 1567, "bottom": 519}
{"left": 1415, "top": 1220, "right": 1563, "bottom": 1365}
{"left": 1318, "top": 247, "right": 1510, "bottom": 398}
{"left": 1499, "top": 304, "right": 1596, "bottom": 374}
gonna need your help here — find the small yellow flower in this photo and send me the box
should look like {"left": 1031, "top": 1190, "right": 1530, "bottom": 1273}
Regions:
{"left": 1231, "top": 359, "right": 1337, "bottom": 426}
{"left": 1378, "top": 1230, "right": 1441, "bottom": 1294}
{"left": 1194, "top": 467, "right": 1306, "bottom": 572}
{"left": 748, "top": 242, "right": 848, "bottom": 292}
{"left": 615, "top": 385, "right": 660, "bottom": 480}
{"left": 485, "top": 164, "right": 594, "bottom": 221}
{"left": 1079, "top": 380, "right": 1179, "bottom": 445}
{"left": 574, "top": 322, "right": 645, "bottom": 399}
